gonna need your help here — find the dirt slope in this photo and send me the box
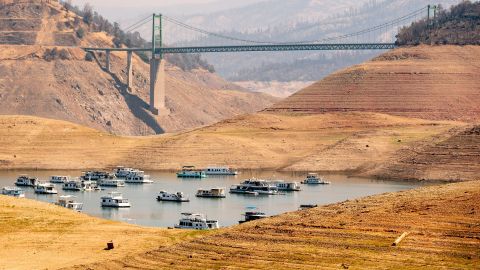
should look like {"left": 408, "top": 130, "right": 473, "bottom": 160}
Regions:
{"left": 0, "top": 114, "right": 462, "bottom": 176}
{"left": 0, "top": 194, "right": 203, "bottom": 270}
{"left": 0, "top": 1, "right": 277, "bottom": 135}
{"left": 373, "top": 125, "right": 480, "bottom": 181}
{"left": 67, "top": 180, "right": 480, "bottom": 270}
{"left": 267, "top": 45, "right": 480, "bottom": 122}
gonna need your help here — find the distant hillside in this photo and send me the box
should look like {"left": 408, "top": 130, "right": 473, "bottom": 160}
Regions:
{"left": 397, "top": 1, "right": 480, "bottom": 45}
{"left": 0, "top": 0, "right": 277, "bottom": 135}
{"left": 267, "top": 45, "right": 480, "bottom": 122}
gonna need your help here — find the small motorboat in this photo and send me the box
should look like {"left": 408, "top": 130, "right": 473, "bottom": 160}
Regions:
{"left": 157, "top": 191, "right": 189, "bottom": 202}
{"left": 1, "top": 187, "right": 25, "bottom": 198}
{"left": 174, "top": 213, "right": 219, "bottom": 230}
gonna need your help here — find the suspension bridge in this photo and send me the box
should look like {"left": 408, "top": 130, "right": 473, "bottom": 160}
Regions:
{"left": 84, "top": 5, "right": 439, "bottom": 115}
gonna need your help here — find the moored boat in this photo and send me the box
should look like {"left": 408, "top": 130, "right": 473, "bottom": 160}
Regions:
{"left": 157, "top": 191, "right": 189, "bottom": 202}
{"left": 204, "top": 166, "right": 238, "bottom": 175}
{"left": 125, "top": 171, "right": 153, "bottom": 184}
{"left": 299, "top": 204, "right": 318, "bottom": 210}
{"left": 101, "top": 192, "right": 131, "bottom": 208}
{"left": 81, "top": 171, "right": 110, "bottom": 181}
{"left": 301, "top": 173, "right": 331, "bottom": 185}
{"left": 34, "top": 183, "right": 58, "bottom": 194}
{"left": 15, "top": 175, "right": 39, "bottom": 187}
{"left": 174, "top": 213, "right": 219, "bottom": 230}
{"left": 229, "top": 179, "right": 279, "bottom": 195}
{"left": 239, "top": 211, "right": 267, "bottom": 224}
{"left": 50, "top": 176, "right": 70, "bottom": 184}
{"left": 270, "top": 180, "right": 301, "bottom": 191}
{"left": 114, "top": 166, "right": 137, "bottom": 178}
{"left": 97, "top": 176, "right": 125, "bottom": 187}
{"left": 1, "top": 187, "right": 25, "bottom": 198}
{"left": 63, "top": 180, "right": 84, "bottom": 191}
{"left": 177, "top": 166, "right": 206, "bottom": 178}
{"left": 196, "top": 188, "right": 226, "bottom": 198}
{"left": 56, "top": 195, "right": 83, "bottom": 212}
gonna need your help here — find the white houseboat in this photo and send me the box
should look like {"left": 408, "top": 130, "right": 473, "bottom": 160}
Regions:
{"left": 56, "top": 195, "right": 83, "bottom": 212}
{"left": 196, "top": 188, "right": 226, "bottom": 198}
{"left": 174, "top": 213, "right": 220, "bottom": 230}
{"left": 157, "top": 191, "right": 189, "bottom": 202}
{"left": 50, "top": 176, "right": 70, "bottom": 184}
{"left": 270, "top": 180, "right": 301, "bottom": 191}
{"left": 97, "top": 178, "right": 125, "bottom": 187}
{"left": 230, "top": 179, "right": 279, "bottom": 195}
{"left": 204, "top": 166, "right": 238, "bottom": 175}
{"left": 1, "top": 187, "right": 25, "bottom": 198}
{"left": 114, "top": 166, "right": 137, "bottom": 178}
{"left": 101, "top": 192, "right": 131, "bottom": 208}
{"left": 63, "top": 180, "right": 84, "bottom": 191}
{"left": 34, "top": 183, "right": 58, "bottom": 194}
{"left": 15, "top": 175, "right": 39, "bottom": 187}
{"left": 177, "top": 166, "right": 206, "bottom": 178}
{"left": 301, "top": 173, "right": 331, "bottom": 185}
{"left": 81, "top": 180, "right": 100, "bottom": 191}
{"left": 81, "top": 171, "right": 110, "bottom": 181}
{"left": 125, "top": 171, "right": 153, "bottom": 184}
{"left": 239, "top": 211, "right": 267, "bottom": 224}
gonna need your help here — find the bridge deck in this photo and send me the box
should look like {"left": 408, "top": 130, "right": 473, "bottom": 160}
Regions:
{"left": 83, "top": 43, "right": 396, "bottom": 54}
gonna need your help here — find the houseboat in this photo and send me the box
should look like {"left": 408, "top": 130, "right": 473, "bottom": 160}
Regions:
{"left": 229, "top": 179, "right": 279, "bottom": 195}
{"left": 81, "top": 171, "right": 110, "bottom": 181}
{"left": 15, "top": 175, "right": 39, "bottom": 187}
{"left": 56, "top": 195, "right": 83, "bottom": 212}
{"left": 101, "top": 192, "right": 131, "bottom": 208}
{"left": 81, "top": 180, "right": 101, "bottom": 191}
{"left": 196, "top": 188, "right": 226, "bottom": 198}
{"left": 97, "top": 178, "right": 125, "bottom": 187}
{"left": 239, "top": 211, "right": 267, "bottom": 224}
{"left": 301, "top": 173, "right": 331, "bottom": 185}
{"left": 271, "top": 180, "right": 301, "bottom": 191}
{"left": 1, "top": 187, "right": 25, "bottom": 198}
{"left": 63, "top": 180, "right": 83, "bottom": 191}
{"left": 204, "top": 166, "right": 238, "bottom": 175}
{"left": 177, "top": 166, "right": 206, "bottom": 178}
{"left": 174, "top": 213, "right": 220, "bottom": 230}
{"left": 157, "top": 191, "right": 189, "bottom": 202}
{"left": 49, "top": 176, "right": 70, "bottom": 184}
{"left": 125, "top": 171, "right": 153, "bottom": 184}
{"left": 34, "top": 183, "right": 58, "bottom": 194}
{"left": 114, "top": 166, "right": 137, "bottom": 178}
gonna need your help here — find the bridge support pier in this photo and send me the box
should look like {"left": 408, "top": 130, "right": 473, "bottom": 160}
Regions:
{"left": 149, "top": 57, "right": 169, "bottom": 116}
{"left": 127, "top": 51, "right": 133, "bottom": 91}
{"left": 105, "top": 50, "right": 111, "bottom": 72}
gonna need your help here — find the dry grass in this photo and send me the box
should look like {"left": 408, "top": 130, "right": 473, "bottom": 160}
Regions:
{"left": 65, "top": 180, "right": 480, "bottom": 270}
{"left": 0, "top": 195, "right": 205, "bottom": 270}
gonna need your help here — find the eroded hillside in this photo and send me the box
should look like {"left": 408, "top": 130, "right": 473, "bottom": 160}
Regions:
{"left": 267, "top": 45, "right": 480, "bottom": 122}
{"left": 0, "top": 1, "right": 277, "bottom": 135}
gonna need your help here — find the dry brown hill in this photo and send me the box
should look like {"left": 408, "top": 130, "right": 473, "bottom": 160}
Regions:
{"left": 0, "top": 0, "right": 277, "bottom": 135}
{"left": 267, "top": 45, "right": 480, "bottom": 122}
{"left": 66, "top": 180, "right": 479, "bottom": 269}
{"left": 0, "top": 113, "right": 464, "bottom": 177}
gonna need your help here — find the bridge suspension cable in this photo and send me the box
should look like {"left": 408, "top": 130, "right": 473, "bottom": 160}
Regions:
{"left": 162, "top": 6, "right": 428, "bottom": 46}
{"left": 123, "top": 14, "right": 152, "bottom": 33}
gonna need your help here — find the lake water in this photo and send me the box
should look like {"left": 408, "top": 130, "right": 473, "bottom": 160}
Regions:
{"left": 0, "top": 170, "right": 421, "bottom": 228}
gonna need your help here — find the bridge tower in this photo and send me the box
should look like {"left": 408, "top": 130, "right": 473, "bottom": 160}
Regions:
{"left": 149, "top": 13, "right": 168, "bottom": 115}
